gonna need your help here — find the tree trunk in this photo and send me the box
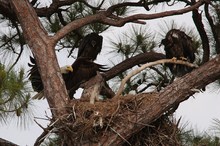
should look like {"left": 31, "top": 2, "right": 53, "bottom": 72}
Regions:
{"left": 9, "top": 0, "right": 69, "bottom": 118}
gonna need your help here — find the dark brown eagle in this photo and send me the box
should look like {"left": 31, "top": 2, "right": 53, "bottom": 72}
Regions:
{"left": 28, "top": 57, "right": 107, "bottom": 99}
{"left": 64, "top": 57, "right": 107, "bottom": 99}
{"left": 160, "top": 29, "right": 196, "bottom": 77}
{"left": 77, "top": 32, "right": 103, "bottom": 61}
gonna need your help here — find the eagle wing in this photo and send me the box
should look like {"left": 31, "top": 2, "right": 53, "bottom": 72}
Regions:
{"left": 77, "top": 33, "right": 103, "bottom": 61}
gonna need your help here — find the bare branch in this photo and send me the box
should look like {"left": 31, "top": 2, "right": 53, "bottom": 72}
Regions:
{"left": 100, "top": 0, "right": 206, "bottom": 26}
{"left": 192, "top": 0, "right": 210, "bottom": 64}
{"left": 52, "top": 0, "right": 206, "bottom": 43}
{"left": 205, "top": 3, "right": 220, "bottom": 54}
{"left": 114, "top": 59, "right": 198, "bottom": 97}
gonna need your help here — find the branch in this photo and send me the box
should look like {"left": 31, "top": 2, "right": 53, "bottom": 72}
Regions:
{"left": 52, "top": 0, "right": 206, "bottom": 43}
{"left": 104, "top": 52, "right": 166, "bottom": 80}
{"left": 192, "top": 0, "right": 210, "bottom": 64}
{"left": 114, "top": 59, "right": 198, "bottom": 97}
{"left": 0, "top": 138, "right": 18, "bottom": 146}
{"left": 205, "top": 3, "right": 220, "bottom": 54}
{"left": 100, "top": 0, "right": 206, "bottom": 26}
{"left": 10, "top": 0, "right": 70, "bottom": 118}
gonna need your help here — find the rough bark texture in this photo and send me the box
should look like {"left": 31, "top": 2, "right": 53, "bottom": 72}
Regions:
{"left": 10, "top": 0, "right": 69, "bottom": 118}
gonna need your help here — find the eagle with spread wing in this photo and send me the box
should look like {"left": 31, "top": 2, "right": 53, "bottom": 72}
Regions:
{"left": 28, "top": 32, "right": 106, "bottom": 99}
{"left": 160, "top": 29, "right": 196, "bottom": 77}
{"left": 28, "top": 57, "right": 107, "bottom": 99}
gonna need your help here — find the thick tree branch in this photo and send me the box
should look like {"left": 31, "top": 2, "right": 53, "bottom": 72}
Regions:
{"left": 104, "top": 52, "right": 166, "bottom": 80}
{"left": 0, "top": 138, "right": 18, "bottom": 146}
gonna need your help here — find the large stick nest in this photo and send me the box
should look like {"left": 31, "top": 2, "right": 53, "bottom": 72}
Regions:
{"left": 52, "top": 92, "right": 182, "bottom": 145}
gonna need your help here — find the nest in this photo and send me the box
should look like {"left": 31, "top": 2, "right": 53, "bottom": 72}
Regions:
{"left": 52, "top": 93, "right": 182, "bottom": 146}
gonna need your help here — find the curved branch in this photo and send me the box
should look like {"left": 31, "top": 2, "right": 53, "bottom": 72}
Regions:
{"left": 205, "top": 3, "right": 220, "bottom": 54}
{"left": 114, "top": 59, "right": 198, "bottom": 97}
{"left": 101, "top": 0, "right": 206, "bottom": 26}
{"left": 8, "top": 21, "right": 24, "bottom": 72}
{"left": 52, "top": 0, "right": 206, "bottom": 44}
{"left": 192, "top": 0, "right": 210, "bottom": 64}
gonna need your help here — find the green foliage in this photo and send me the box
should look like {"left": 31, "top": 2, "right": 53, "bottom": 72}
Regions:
{"left": 0, "top": 64, "right": 32, "bottom": 125}
{"left": 110, "top": 25, "right": 156, "bottom": 59}
{"left": 174, "top": 118, "right": 220, "bottom": 146}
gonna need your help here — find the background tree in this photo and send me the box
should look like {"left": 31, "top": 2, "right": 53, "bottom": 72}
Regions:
{"left": 0, "top": 0, "right": 220, "bottom": 145}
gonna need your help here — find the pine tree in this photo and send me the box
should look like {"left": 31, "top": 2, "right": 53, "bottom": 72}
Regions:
{"left": 0, "top": 0, "right": 220, "bottom": 145}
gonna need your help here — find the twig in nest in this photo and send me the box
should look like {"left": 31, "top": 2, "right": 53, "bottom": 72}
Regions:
{"left": 34, "top": 120, "right": 53, "bottom": 146}
{"left": 110, "top": 127, "right": 131, "bottom": 146}
{"left": 105, "top": 101, "right": 121, "bottom": 132}
{"left": 72, "top": 104, "right": 77, "bottom": 120}
{"left": 114, "top": 59, "right": 198, "bottom": 98}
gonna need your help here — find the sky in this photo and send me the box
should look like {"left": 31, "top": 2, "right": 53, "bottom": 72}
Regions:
{"left": 0, "top": 1, "right": 220, "bottom": 146}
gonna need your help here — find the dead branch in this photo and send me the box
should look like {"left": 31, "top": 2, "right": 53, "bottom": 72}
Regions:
{"left": 101, "top": 0, "right": 206, "bottom": 26}
{"left": 114, "top": 59, "right": 198, "bottom": 97}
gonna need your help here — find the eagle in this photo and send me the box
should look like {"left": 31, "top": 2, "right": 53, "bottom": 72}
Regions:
{"left": 160, "top": 29, "right": 196, "bottom": 77}
{"left": 28, "top": 57, "right": 107, "bottom": 99}
{"left": 77, "top": 32, "right": 103, "bottom": 61}
{"left": 64, "top": 57, "right": 107, "bottom": 99}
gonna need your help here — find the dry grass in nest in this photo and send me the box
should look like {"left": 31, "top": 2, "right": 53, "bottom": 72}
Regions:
{"left": 123, "top": 115, "right": 182, "bottom": 146}
{"left": 53, "top": 92, "right": 181, "bottom": 145}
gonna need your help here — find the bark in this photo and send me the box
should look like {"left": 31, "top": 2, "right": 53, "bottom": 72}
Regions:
{"left": 0, "top": 138, "right": 18, "bottom": 146}
{"left": 9, "top": 0, "right": 69, "bottom": 118}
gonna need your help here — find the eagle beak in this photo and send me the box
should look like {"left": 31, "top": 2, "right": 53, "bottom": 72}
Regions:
{"left": 66, "top": 66, "right": 73, "bottom": 72}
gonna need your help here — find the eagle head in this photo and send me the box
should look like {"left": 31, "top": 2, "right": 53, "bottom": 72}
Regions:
{"left": 61, "top": 65, "right": 73, "bottom": 74}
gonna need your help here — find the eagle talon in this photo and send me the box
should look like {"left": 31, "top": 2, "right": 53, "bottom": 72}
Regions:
{"left": 180, "top": 57, "right": 187, "bottom": 61}
{"left": 171, "top": 57, "right": 177, "bottom": 61}
{"left": 161, "top": 29, "right": 196, "bottom": 77}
